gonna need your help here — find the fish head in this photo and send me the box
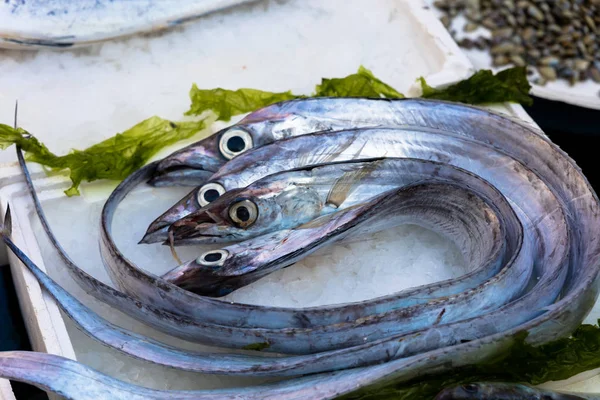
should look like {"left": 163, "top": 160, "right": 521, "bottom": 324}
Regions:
{"left": 149, "top": 126, "right": 256, "bottom": 187}
{"left": 167, "top": 191, "right": 278, "bottom": 244}
{"left": 160, "top": 229, "right": 300, "bottom": 297}
{"left": 139, "top": 181, "right": 229, "bottom": 244}
{"left": 161, "top": 201, "right": 375, "bottom": 297}
{"left": 160, "top": 249, "right": 238, "bottom": 297}
{"left": 166, "top": 175, "right": 326, "bottom": 244}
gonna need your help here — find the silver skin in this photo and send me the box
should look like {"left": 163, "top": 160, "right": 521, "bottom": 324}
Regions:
{"left": 161, "top": 159, "right": 524, "bottom": 295}
{"left": 149, "top": 97, "right": 430, "bottom": 188}
{"left": 139, "top": 98, "right": 547, "bottom": 244}
{"left": 97, "top": 100, "right": 600, "bottom": 361}
{"left": 143, "top": 97, "right": 508, "bottom": 244}
{"left": 100, "top": 101, "right": 600, "bottom": 342}
{"left": 19, "top": 147, "right": 539, "bottom": 376}
{"left": 166, "top": 158, "right": 482, "bottom": 245}
{"left": 100, "top": 159, "right": 550, "bottom": 354}
{"left": 144, "top": 97, "right": 433, "bottom": 242}
{"left": 434, "top": 382, "right": 600, "bottom": 400}
{"left": 12, "top": 99, "right": 600, "bottom": 399}
{"left": 0, "top": 197, "right": 541, "bottom": 378}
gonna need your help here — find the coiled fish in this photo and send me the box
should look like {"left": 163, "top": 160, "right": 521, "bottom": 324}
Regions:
{"left": 149, "top": 97, "right": 429, "bottom": 188}
{"left": 139, "top": 98, "right": 547, "bottom": 245}
{"left": 161, "top": 158, "right": 524, "bottom": 296}
{"left": 3, "top": 99, "right": 600, "bottom": 399}
{"left": 143, "top": 97, "right": 498, "bottom": 244}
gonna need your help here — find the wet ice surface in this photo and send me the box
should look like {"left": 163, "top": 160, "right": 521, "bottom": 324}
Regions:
{"left": 32, "top": 184, "right": 466, "bottom": 391}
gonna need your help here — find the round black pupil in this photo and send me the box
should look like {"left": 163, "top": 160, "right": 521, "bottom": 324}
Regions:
{"left": 236, "top": 206, "right": 250, "bottom": 222}
{"left": 203, "top": 189, "right": 220, "bottom": 203}
{"left": 204, "top": 252, "right": 222, "bottom": 262}
{"left": 227, "top": 136, "right": 246, "bottom": 153}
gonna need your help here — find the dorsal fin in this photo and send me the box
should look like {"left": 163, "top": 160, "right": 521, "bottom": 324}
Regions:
{"left": 326, "top": 161, "right": 381, "bottom": 208}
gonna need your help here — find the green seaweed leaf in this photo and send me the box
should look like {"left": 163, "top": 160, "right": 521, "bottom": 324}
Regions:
{"left": 186, "top": 66, "right": 531, "bottom": 122}
{"left": 313, "top": 66, "right": 405, "bottom": 98}
{"left": 186, "top": 66, "right": 406, "bottom": 119}
{"left": 0, "top": 117, "right": 206, "bottom": 196}
{"left": 418, "top": 67, "right": 533, "bottom": 106}
{"left": 342, "top": 323, "right": 600, "bottom": 400}
{"left": 185, "top": 86, "right": 299, "bottom": 121}
{"left": 1, "top": 66, "right": 531, "bottom": 196}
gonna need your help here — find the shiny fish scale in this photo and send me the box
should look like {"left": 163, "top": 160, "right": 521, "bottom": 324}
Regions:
{"left": 143, "top": 98, "right": 551, "bottom": 242}
{"left": 149, "top": 98, "right": 433, "bottom": 187}
{"left": 163, "top": 159, "right": 523, "bottom": 297}
{"left": 145, "top": 97, "right": 506, "bottom": 241}
{"left": 0, "top": 98, "right": 597, "bottom": 400}
{"left": 104, "top": 127, "right": 572, "bottom": 338}
{"left": 7, "top": 213, "right": 525, "bottom": 377}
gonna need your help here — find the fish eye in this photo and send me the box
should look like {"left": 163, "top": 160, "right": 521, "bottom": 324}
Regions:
{"left": 197, "top": 249, "right": 229, "bottom": 266}
{"left": 461, "top": 384, "right": 478, "bottom": 394}
{"left": 228, "top": 199, "right": 258, "bottom": 228}
{"left": 198, "top": 183, "right": 226, "bottom": 206}
{"left": 219, "top": 128, "right": 253, "bottom": 160}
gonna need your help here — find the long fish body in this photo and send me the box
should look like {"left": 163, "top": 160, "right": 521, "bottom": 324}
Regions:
{"left": 7, "top": 199, "right": 471, "bottom": 377}
{"left": 161, "top": 158, "right": 525, "bottom": 296}
{"left": 164, "top": 157, "right": 511, "bottom": 245}
{"left": 149, "top": 97, "right": 437, "bottom": 187}
{"left": 145, "top": 97, "right": 531, "bottom": 243}
{"left": 145, "top": 97, "right": 453, "bottom": 243}
{"left": 139, "top": 98, "right": 553, "bottom": 244}
{"left": 4, "top": 99, "right": 600, "bottom": 399}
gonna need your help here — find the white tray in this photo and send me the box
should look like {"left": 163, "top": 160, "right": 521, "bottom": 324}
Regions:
{"left": 0, "top": 0, "right": 588, "bottom": 398}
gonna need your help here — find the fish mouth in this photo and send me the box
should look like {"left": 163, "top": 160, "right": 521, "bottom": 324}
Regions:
{"left": 139, "top": 224, "right": 170, "bottom": 244}
{"left": 147, "top": 187, "right": 247, "bottom": 245}
{"left": 148, "top": 165, "right": 216, "bottom": 187}
{"left": 148, "top": 134, "right": 225, "bottom": 187}
{"left": 139, "top": 189, "right": 202, "bottom": 244}
{"left": 161, "top": 263, "right": 235, "bottom": 297}
{"left": 165, "top": 214, "right": 233, "bottom": 245}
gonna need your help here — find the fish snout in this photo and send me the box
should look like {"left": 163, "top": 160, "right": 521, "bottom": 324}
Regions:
{"left": 140, "top": 190, "right": 203, "bottom": 244}
{"left": 148, "top": 168, "right": 215, "bottom": 187}
{"left": 168, "top": 211, "right": 217, "bottom": 240}
{"left": 149, "top": 135, "right": 225, "bottom": 187}
{"left": 161, "top": 252, "right": 234, "bottom": 297}
{"left": 139, "top": 222, "right": 169, "bottom": 244}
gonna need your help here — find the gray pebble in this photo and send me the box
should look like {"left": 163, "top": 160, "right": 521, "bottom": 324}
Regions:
{"left": 465, "top": 22, "right": 480, "bottom": 32}
{"left": 493, "top": 55, "right": 511, "bottom": 66}
{"left": 511, "top": 55, "right": 527, "bottom": 66}
{"left": 527, "top": 3, "right": 545, "bottom": 20}
{"left": 491, "top": 42, "right": 517, "bottom": 53}
{"left": 539, "top": 66, "right": 558, "bottom": 80}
